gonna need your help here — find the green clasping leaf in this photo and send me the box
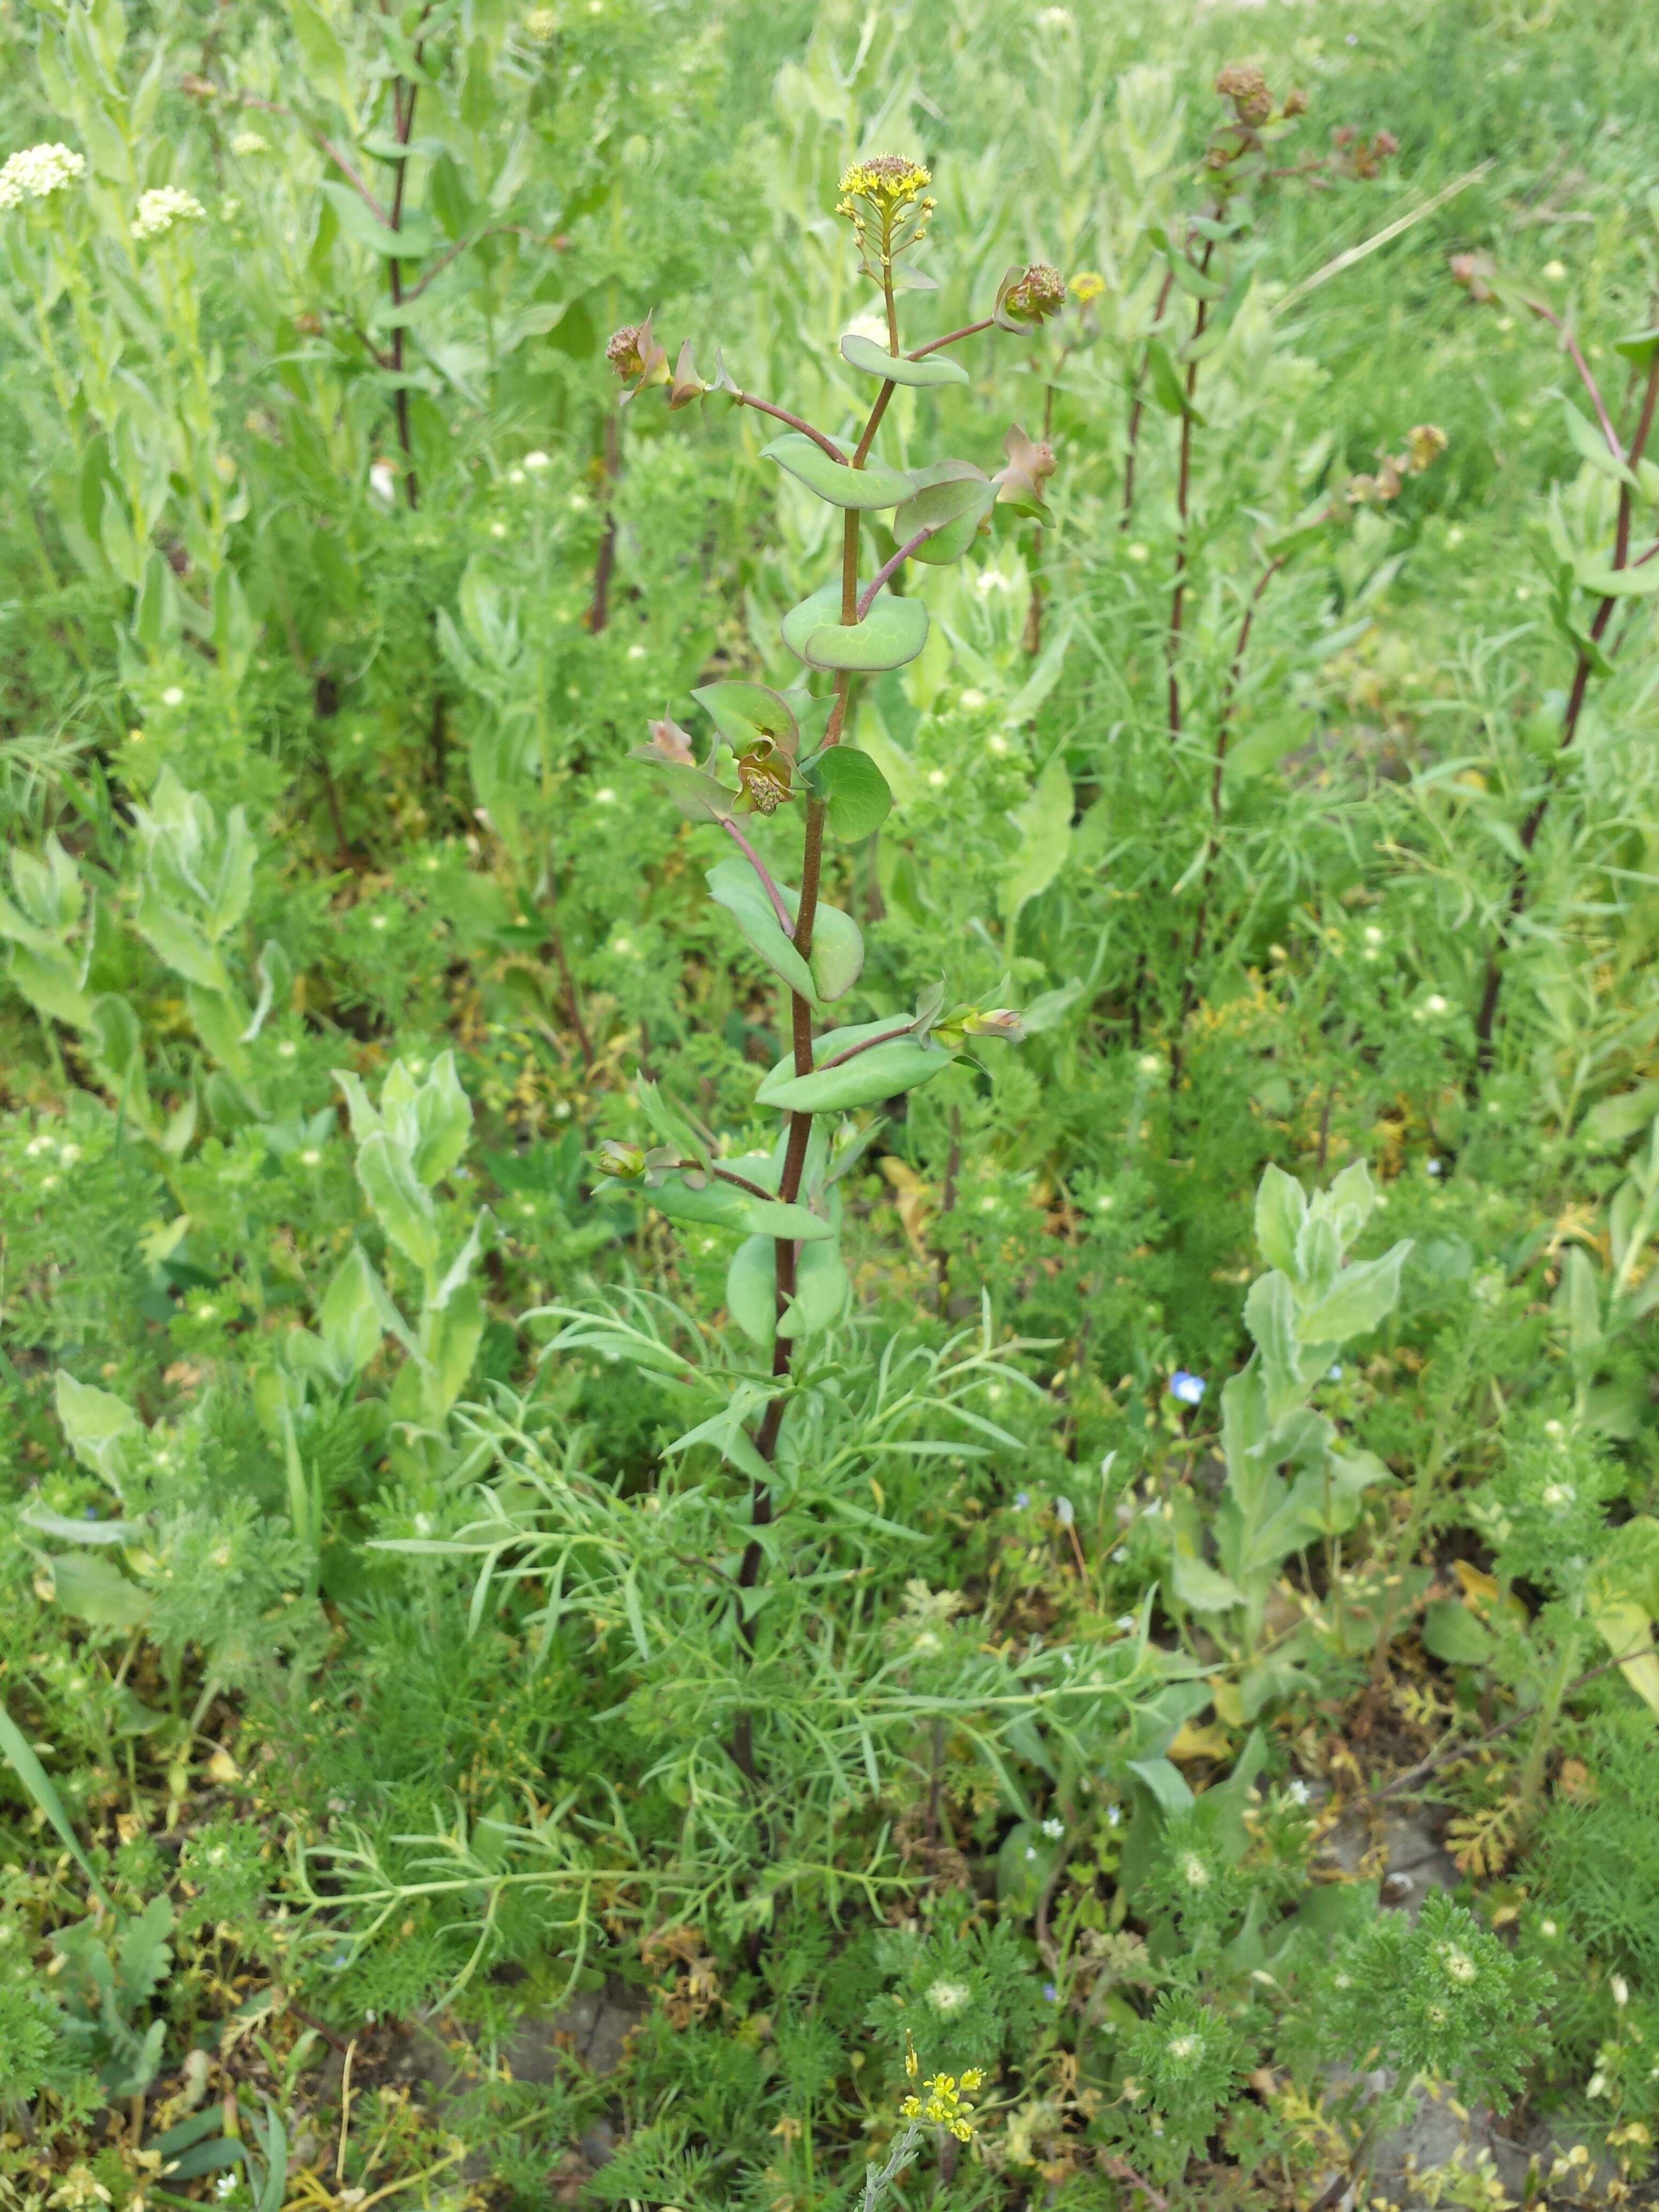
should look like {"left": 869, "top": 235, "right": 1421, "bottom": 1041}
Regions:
{"left": 704, "top": 858, "right": 864, "bottom": 1004}
{"left": 755, "top": 1018, "right": 952, "bottom": 1114}
{"left": 804, "top": 747, "right": 893, "bottom": 841}
{"left": 761, "top": 432, "right": 912, "bottom": 510}
{"left": 892, "top": 463, "right": 997, "bottom": 565}
{"left": 690, "top": 681, "right": 802, "bottom": 757}
{"left": 781, "top": 580, "right": 929, "bottom": 672}
{"left": 840, "top": 332, "right": 969, "bottom": 388}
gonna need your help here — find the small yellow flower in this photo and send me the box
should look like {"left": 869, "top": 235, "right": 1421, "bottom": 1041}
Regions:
{"left": 1070, "top": 271, "right": 1107, "bottom": 304}
{"left": 899, "top": 2063, "right": 983, "bottom": 2143}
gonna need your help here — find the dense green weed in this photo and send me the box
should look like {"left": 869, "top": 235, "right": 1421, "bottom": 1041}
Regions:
{"left": 4, "top": 0, "right": 1659, "bottom": 2207}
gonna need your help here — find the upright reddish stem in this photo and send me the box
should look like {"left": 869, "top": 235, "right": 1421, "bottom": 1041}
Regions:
{"left": 1121, "top": 265, "right": 1176, "bottom": 529}
{"left": 1170, "top": 553, "right": 1285, "bottom": 1091}
{"left": 1167, "top": 242, "right": 1216, "bottom": 742}
{"left": 1471, "top": 348, "right": 1659, "bottom": 1073}
{"left": 729, "top": 320, "right": 872, "bottom": 1789}
{"left": 386, "top": 73, "right": 420, "bottom": 509}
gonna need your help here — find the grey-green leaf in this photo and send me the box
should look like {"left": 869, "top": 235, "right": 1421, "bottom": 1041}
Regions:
{"left": 809, "top": 746, "right": 893, "bottom": 841}
{"left": 892, "top": 465, "right": 997, "bottom": 565}
{"left": 781, "top": 1237, "right": 850, "bottom": 1338}
{"left": 646, "top": 1172, "right": 833, "bottom": 1242}
{"left": 320, "top": 182, "right": 437, "bottom": 259}
{"left": 690, "top": 681, "right": 802, "bottom": 756}
{"left": 761, "top": 432, "right": 913, "bottom": 510}
{"left": 705, "top": 858, "right": 864, "bottom": 1004}
{"left": 755, "top": 1030, "right": 952, "bottom": 1114}
{"left": 840, "top": 332, "right": 970, "bottom": 388}
{"left": 782, "top": 580, "right": 930, "bottom": 673}
{"left": 726, "top": 1234, "right": 779, "bottom": 1345}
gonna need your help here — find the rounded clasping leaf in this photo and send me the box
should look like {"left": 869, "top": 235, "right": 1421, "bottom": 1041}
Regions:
{"left": 804, "top": 748, "right": 892, "bottom": 841}
{"left": 781, "top": 579, "right": 929, "bottom": 672}
{"left": 705, "top": 857, "right": 864, "bottom": 1005}
{"left": 761, "top": 432, "right": 913, "bottom": 510}
{"left": 892, "top": 463, "right": 997, "bottom": 566}
{"left": 755, "top": 1017, "right": 953, "bottom": 1114}
{"left": 840, "top": 332, "right": 969, "bottom": 389}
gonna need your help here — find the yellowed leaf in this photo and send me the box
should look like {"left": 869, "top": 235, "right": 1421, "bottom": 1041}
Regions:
{"left": 1169, "top": 1721, "right": 1234, "bottom": 1763}
{"left": 1209, "top": 1677, "right": 1245, "bottom": 1729}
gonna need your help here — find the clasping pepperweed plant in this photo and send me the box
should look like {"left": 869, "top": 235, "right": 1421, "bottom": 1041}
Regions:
{"left": 596, "top": 154, "right": 1065, "bottom": 1784}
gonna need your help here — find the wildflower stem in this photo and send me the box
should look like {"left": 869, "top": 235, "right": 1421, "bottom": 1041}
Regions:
{"left": 731, "top": 372, "right": 870, "bottom": 1787}
{"left": 385, "top": 70, "right": 421, "bottom": 508}
{"left": 907, "top": 315, "right": 996, "bottom": 362}
{"left": 589, "top": 410, "right": 621, "bottom": 635}
{"left": 1471, "top": 343, "right": 1659, "bottom": 1073}
{"left": 733, "top": 392, "right": 847, "bottom": 464}
{"left": 1170, "top": 552, "right": 1288, "bottom": 1090}
{"left": 1122, "top": 265, "right": 1176, "bottom": 527}
{"left": 1167, "top": 238, "right": 1216, "bottom": 742}
{"left": 719, "top": 817, "right": 797, "bottom": 936}
{"left": 856, "top": 527, "right": 938, "bottom": 619}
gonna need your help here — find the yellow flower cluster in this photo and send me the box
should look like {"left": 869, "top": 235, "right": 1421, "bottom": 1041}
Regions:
{"left": 835, "top": 153, "right": 936, "bottom": 266}
{"left": 900, "top": 2042, "right": 984, "bottom": 2143}
{"left": 837, "top": 153, "right": 932, "bottom": 213}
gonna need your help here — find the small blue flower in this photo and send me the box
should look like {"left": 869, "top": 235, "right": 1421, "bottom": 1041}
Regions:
{"left": 1015, "top": 1489, "right": 1031, "bottom": 1508}
{"left": 83, "top": 1505, "right": 99, "bottom": 1520}
{"left": 1043, "top": 1981, "right": 1058, "bottom": 2002}
{"left": 1169, "top": 1370, "right": 1206, "bottom": 1407}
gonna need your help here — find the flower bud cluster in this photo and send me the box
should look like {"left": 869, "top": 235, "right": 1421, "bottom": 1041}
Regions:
{"left": 999, "top": 261, "right": 1066, "bottom": 326}
{"left": 1344, "top": 422, "right": 1447, "bottom": 507}
{"left": 1331, "top": 124, "right": 1400, "bottom": 180}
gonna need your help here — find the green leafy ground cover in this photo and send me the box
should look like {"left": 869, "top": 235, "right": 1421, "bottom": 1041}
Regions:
{"left": 4, "top": 0, "right": 1659, "bottom": 2206}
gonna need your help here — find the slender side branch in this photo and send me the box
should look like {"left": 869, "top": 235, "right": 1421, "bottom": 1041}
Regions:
{"left": 1526, "top": 299, "right": 1621, "bottom": 457}
{"left": 235, "top": 97, "right": 391, "bottom": 222}
{"left": 720, "top": 817, "right": 796, "bottom": 935}
{"left": 856, "top": 527, "right": 938, "bottom": 620}
{"left": 733, "top": 392, "right": 847, "bottom": 465}
{"left": 907, "top": 315, "right": 995, "bottom": 362}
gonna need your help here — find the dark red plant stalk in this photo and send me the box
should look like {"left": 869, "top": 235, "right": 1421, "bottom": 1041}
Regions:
{"left": 1471, "top": 345, "right": 1659, "bottom": 1072}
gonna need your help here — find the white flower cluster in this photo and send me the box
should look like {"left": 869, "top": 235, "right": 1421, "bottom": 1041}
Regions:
{"left": 132, "top": 185, "right": 206, "bottom": 241}
{"left": 0, "top": 141, "right": 86, "bottom": 210}
{"left": 229, "top": 130, "right": 270, "bottom": 158}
